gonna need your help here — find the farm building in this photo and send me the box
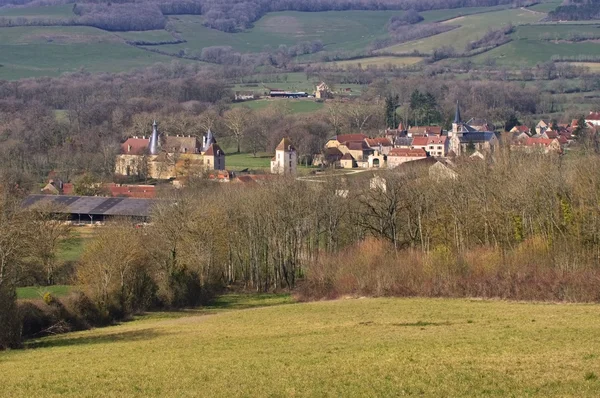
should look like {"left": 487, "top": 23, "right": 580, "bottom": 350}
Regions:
{"left": 23, "top": 195, "right": 159, "bottom": 224}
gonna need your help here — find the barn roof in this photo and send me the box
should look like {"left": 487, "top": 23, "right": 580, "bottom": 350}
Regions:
{"left": 23, "top": 195, "right": 158, "bottom": 218}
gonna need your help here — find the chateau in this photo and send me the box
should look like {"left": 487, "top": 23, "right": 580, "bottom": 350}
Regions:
{"left": 115, "top": 121, "right": 225, "bottom": 179}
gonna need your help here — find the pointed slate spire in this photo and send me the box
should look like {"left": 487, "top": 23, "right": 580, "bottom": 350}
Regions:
{"left": 203, "top": 128, "right": 215, "bottom": 152}
{"left": 149, "top": 120, "right": 159, "bottom": 155}
{"left": 454, "top": 101, "right": 462, "bottom": 124}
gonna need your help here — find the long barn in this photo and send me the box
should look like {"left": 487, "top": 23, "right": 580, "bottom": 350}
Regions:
{"left": 23, "top": 195, "right": 158, "bottom": 224}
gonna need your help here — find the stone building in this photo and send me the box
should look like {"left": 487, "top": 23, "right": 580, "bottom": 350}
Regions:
{"left": 115, "top": 121, "right": 225, "bottom": 179}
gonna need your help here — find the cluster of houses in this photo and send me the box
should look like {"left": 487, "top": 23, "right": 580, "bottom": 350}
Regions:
{"left": 318, "top": 103, "right": 587, "bottom": 171}
{"left": 318, "top": 103, "right": 502, "bottom": 170}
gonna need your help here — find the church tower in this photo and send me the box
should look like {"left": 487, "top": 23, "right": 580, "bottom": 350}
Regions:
{"left": 148, "top": 120, "right": 160, "bottom": 155}
{"left": 452, "top": 101, "right": 462, "bottom": 136}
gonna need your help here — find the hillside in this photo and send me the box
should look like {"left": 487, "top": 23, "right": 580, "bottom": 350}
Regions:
{"left": 2, "top": 1, "right": 599, "bottom": 79}
{"left": 3, "top": 296, "right": 600, "bottom": 397}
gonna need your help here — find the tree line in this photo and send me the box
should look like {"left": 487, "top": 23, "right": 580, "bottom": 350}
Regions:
{"left": 7, "top": 141, "right": 600, "bottom": 348}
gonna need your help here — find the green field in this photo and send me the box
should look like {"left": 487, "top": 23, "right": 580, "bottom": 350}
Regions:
{"left": 16, "top": 285, "right": 72, "bottom": 300}
{"left": 513, "top": 24, "right": 600, "bottom": 41}
{"left": 0, "top": 26, "right": 191, "bottom": 80}
{"left": 323, "top": 56, "right": 424, "bottom": 69}
{"left": 3, "top": 296, "right": 600, "bottom": 396}
{"left": 116, "top": 30, "right": 178, "bottom": 43}
{"left": 153, "top": 10, "right": 403, "bottom": 57}
{"left": 0, "top": 4, "right": 74, "bottom": 19}
{"left": 232, "top": 99, "right": 324, "bottom": 113}
{"left": 527, "top": 0, "right": 562, "bottom": 13}
{"left": 472, "top": 39, "right": 600, "bottom": 66}
{"left": 225, "top": 152, "right": 272, "bottom": 170}
{"left": 419, "top": 4, "right": 510, "bottom": 22}
{"left": 383, "top": 8, "right": 542, "bottom": 55}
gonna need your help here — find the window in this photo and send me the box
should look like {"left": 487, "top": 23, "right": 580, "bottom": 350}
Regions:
{"left": 438, "top": 146, "right": 442, "bottom": 150}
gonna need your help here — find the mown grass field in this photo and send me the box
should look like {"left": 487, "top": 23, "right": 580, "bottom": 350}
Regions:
{"left": 3, "top": 296, "right": 600, "bottom": 397}
{"left": 382, "top": 8, "right": 542, "bottom": 55}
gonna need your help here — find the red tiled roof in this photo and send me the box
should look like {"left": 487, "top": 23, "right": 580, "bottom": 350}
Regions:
{"left": 365, "top": 137, "right": 393, "bottom": 147}
{"left": 426, "top": 136, "right": 447, "bottom": 145}
{"left": 341, "top": 153, "right": 355, "bottom": 160}
{"left": 545, "top": 130, "right": 559, "bottom": 139}
{"left": 204, "top": 143, "right": 224, "bottom": 156}
{"left": 121, "top": 137, "right": 149, "bottom": 155}
{"left": 513, "top": 125, "right": 530, "bottom": 133}
{"left": 411, "top": 136, "right": 429, "bottom": 146}
{"left": 276, "top": 138, "right": 295, "bottom": 151}
{"left": 587, "top": 112, "right": 600, "bottom": 121}
{"left": 558, "top": 136, "right": 568, "bottom": 144}
{"left": 108, "top": 183, "right": 156, "bottom": 198}
{"left": 62, "top": 183, "right": 74, "bottom": 195}
{"left": 389, "top": 148, "right": 427, "bottom": 157}
{"left": 524, "top": 137, "right": 555, "bottom": 147}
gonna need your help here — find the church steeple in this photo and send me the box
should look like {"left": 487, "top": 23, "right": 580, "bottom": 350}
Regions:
{"left": 149, "top": 120, "right": 159, "bottom": 155}
{"left": 454, "top": 100, "right": 462, "bottom": 124}
{"left": 452, "top": 101, "right": 462, "bottom": 135}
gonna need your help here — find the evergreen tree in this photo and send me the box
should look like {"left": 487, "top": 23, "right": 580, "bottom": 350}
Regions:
{"left": 385, "top": 94, "right": 400, "bottom": 129}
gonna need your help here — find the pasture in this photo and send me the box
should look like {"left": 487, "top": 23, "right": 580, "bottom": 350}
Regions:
{"left": 155, "top": 10, "right": 401, "bottom": 56}
{"left": 0, "top": 26, "right": 188, "bottom": 80}
{"left": 3, "top": 296, "right": 600, "bottom": 397}
{"left": 382, "top": 8, "right": 542, "bottom": 55}
{"left": 0, "top": 4, "right": 74, "bottom": 19}
{"left": 322, "top": 56, "right": 423, "bottom": 69}
{"left": 471, "top": 39, "right": 600, "bottom": 66}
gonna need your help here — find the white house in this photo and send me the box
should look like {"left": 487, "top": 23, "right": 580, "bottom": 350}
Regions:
{"left": 271, "top": 138, "right": 297, "bottom": 175}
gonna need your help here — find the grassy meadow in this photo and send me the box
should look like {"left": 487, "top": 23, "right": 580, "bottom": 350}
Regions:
{"left": 3, "top": 296, "right": 600, "bottom": 396}
{"left": 322, "top": 56, "right": 423, "bottom": 69}
{"left": 382, "top": 8, "right": 542, "bottom": 55}
{"left": 0, "top": 26, "right": 187, "bottom": 80}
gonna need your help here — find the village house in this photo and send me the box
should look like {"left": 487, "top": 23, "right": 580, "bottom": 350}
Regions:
{"left": 535, "top": 120, "right": 550, "bottom": 135}
{"left": 340, "top": 153, "right": 356, "bottom": 169}
{"left": 509, "top": 125, "right": 531, "bottom": 136}
{"left": 585, "top": 111, "right": 600, "bottom": 126}
{"left": 271, "top": 138, "right": 297, "bottom": 175}
{"left": 387, "top": 148, "right": 428, "bottom": 168}
{"left": 115, "top": 121, "right": 225, "bottom": 180}
{"left": 408, "top": 126, "right": 443, "bottom": 137}
{"left": 315, "top": 82, "right": 333, "bottom": 99}
{"left": 364, "top": 137, "right": 393, "bottom": 155}
{"left": 325, "top": 133, "right": 368, "bottom": 149}
{"left": 512, "top": 137, "right": 562, "bottom": 154}
{"left": 426, "top": 136, "right": 448, "bottom": 157}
